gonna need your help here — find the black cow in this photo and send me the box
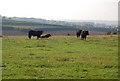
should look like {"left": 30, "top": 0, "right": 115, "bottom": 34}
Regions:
{"left": 28, "top": 30, "right": 43, "bottom": 39}
{"left": 81, "top": 30, "right": 89, "bottom": 40}
{"left": 76, "top": 30, "right": 82, "bottom": 38}
{"left": 40, "top": 34, "right": 51, "bottom": 38}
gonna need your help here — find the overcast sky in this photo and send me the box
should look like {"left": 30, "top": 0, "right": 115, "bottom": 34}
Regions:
{"left": 0, "top": 0, "right": 119, "bottom": 20}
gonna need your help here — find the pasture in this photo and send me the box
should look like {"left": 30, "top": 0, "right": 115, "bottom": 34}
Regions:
{"left": 2, "top": 35, "right": 118, "bottom": 79}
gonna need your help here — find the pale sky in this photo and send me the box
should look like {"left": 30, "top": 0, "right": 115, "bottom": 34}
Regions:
{"left": 0, "top": 0, "right": 119, "bottom": 20}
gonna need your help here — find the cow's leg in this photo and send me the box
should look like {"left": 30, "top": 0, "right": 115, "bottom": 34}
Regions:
{"left": 81, "top": 35, "right": 85, "bottom": 40}
{"left": 83, "top": 37, "right": 85, "bottom": 40}
{"left": 81, "top": 36, "right": 83, "bottom": 40}
{"left": 28, "top": 35, "right": 31, "bottom": 39}
{"left": 37, "top": 35, "right": 40, "bottom": 39}
{"left": 77, "top": 34, "right": 79, "bottom": 38}
{"left": 77, "top": 35, "right": 79, "bottom": 38}
{"left": 84, "top": 36, "right": 86, "bottom": 40}
{"left": 77, "top": 33, "right": 80, "bottom": 38}
{"left": 85, "top": 35, "right": 87, "bottom": 40}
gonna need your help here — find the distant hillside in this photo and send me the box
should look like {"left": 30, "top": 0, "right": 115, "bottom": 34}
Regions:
{"left": 2, "top": 16, "right": 74, "bottom": 27}
{"left": 1, "top": 16, "right": 118, "bottom": 36}
{"left": 2, "top": 18, "right": 77, "bottom": 36}
{"left": 2, "top": 16, "right": 118, "bottom": 27}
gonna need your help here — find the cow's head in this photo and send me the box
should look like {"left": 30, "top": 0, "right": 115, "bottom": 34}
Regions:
{"left": 78, "top": 30, "right": 82, "bottom": 33}
{"left": 48, "top": 34, "right": 51, "bottom": 37}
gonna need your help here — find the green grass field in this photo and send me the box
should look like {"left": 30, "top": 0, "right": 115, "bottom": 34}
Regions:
{"left": 2, "top": 35, "right": 118, "bottom": 79}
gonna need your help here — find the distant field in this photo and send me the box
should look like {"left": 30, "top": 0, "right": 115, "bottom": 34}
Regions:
{"left": 3, "top": 25, "right": 61, "bottom": 29}
{"left": 2, "top": 35, "right": 118, "bottom": 79}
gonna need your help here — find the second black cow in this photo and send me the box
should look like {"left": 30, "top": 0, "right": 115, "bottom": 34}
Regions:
{"left": 76, "top": 30, "right": 89, "bottom": 40}
{"left": 81, "top": 30, "right": 89, "bottom": 40}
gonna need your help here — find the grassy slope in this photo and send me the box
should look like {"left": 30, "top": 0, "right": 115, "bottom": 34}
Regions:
{"left": 2, "top": 35, "right": 118, "bottom": 79}
{"left": 3, "top": 25, "right": 62, "bottom": 29}
{"left": 2, "top": 19, "right": 72, "bottom": 29}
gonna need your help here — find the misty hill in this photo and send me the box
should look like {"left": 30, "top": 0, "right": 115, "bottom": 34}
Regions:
{"left": 2, "top": 16, "right": 74, "bottom": 27}
{"left": 1, "top": 16, "right": 118, "bottom": 36}
{"left": 61, "top": 19, "right": 118, "bottom": 26}
{"left": 2, "top": 16, "right": 118, "bottom": 28}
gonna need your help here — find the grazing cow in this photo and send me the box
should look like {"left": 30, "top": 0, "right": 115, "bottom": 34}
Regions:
{"left": 28, "top": 30, "right": 43, "bottom": 39}
{"left": 40, "top": 34, "right": 51, "bottom": 38}
{"left": 76, "top": 30, "right": 82, "bottom": 38}
{"left": 81, "top": 30, "right": 89, "bottom": 40}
